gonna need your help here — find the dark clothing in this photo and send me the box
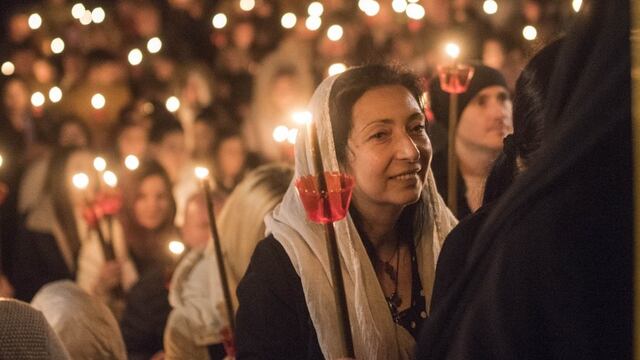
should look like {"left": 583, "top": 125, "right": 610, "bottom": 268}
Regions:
{"left": 429, "top": 203, "right": 492, "bottom": 312}
{"left": 418, "top": 2, "right": 631, "bottom": 358}
{"left": 120, "top": 264, "right": 172, "bottom": 360}
{"left": 236, "top": 235, "right": 427, "bottom": 359}
{"left": 235, "top": 235, "right": 323, "bottom": 360}
{"left": 11, "top": 228, "right": 73, "bottom": 302}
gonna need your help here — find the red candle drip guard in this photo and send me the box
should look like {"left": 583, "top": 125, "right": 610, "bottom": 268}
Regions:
{"left": 295, "top": 172, "right": 354, "bottom": 224}
{"left": 437, "top": 64, "right": 475, "bottom": 94}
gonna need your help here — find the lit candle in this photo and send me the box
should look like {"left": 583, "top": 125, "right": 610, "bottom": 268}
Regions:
{"left": 194, "top": 166, "right": 236, "bottom": 355}
{"left": 437, "top": 42, "right": 475, "bottom": 216}
{"left": 91, "top": 93, "right": 106, "bottom": 122}
{"left": 0, "top": 154, "right": 3, "bottom": 169}
{"left": 165, "top": 96, "right": 180, "bottom": 113}
{"left": 168, "top": 240, "right": 185, "bottom": 256}
{"left": 49, "top": 86, "right": 63, "bottom": 103}
{"left": 93, "top": 156, "right": 107, "bottom": 172}
{"left": 294, "top": 111, "right": 355, "bottom": 357}
{"left": 272, "top": 125, "right": 289, "bottom": 143}
{"left": 103, "top": 170, "right": 118, "bottom": 188}
{"left": 147, "top": 37, "right": 162, "bottom": 53}
{"left": 124, "top": 154, "right": 140, "bottom": 171}
{"left": 128, "top": 49, "right": 143, "bottom": 66}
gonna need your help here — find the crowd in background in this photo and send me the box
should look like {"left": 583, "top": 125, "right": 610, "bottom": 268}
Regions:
{"left": 0, "top": 0, "right": 582, "bottom": 359}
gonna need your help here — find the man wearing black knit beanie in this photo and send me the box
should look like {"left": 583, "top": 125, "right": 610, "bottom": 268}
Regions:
{"left": 428, "top": 64, "right": 512, "bottom": 218}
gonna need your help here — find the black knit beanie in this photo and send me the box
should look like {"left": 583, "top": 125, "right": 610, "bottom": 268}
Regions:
{"left": 428, "top": 64, "right": 508, "bottom": 129}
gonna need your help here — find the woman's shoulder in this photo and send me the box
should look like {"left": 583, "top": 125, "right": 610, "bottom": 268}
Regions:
{"left": 240, "top": 234, "right": 298, "bottom": 291}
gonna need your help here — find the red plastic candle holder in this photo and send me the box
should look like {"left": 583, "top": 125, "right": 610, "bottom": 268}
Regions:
{"left": 437, "top": 64, "right": 475, "bottom": 94}
{"left": 295, "top": 172, "right": 354, "bottom": 224}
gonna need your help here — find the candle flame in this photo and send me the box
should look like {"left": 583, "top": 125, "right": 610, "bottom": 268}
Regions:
{"left": 292, "top": 111, "right": 312, "bottom": 125}
{"left": 31, "top": 92, "right": 45, "bottom": 107}
{"left": 194, "top": 166, "right": 210, "bottom": 180}
{"left": 0, "top": 154, "right": 3, "bottom": 168}
{"left": 93, "top": 157, "right": 107, "bottom": 172}
{"left": 91, "top": 93, "right": 105, "bottom": 109}
{"left": 103, "top": 170, "right": 118, "bottom": 187}
{"left": 72, "top": 172, "right": 90, "bottom": 190}
{"left": 169, "top": 240, "right": 185, "bottom": 255}
{"left": 273, "top": 126, "right": 289, "bottom": 143}
{"left": 124, "top": 155, "right": 140, "bottom": 170}
{"left": 445, "top": 43, "right": 461, "bottom": 60}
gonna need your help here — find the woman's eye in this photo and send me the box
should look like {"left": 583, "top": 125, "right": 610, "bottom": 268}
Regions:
{"left": 412, "top": 124, "right": 426, "bottom": 133}
{"left": 369, "top": 131, "right": 388, "bottom": 141}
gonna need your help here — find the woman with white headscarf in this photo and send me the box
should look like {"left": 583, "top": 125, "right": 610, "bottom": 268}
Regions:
{"left": 235, "top": 64, "right": 456, "bottom": 359}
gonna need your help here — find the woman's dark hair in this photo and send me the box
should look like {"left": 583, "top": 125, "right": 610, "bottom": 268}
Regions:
{"left": 121, "top": 160, "right": 177, "bottom": 264}
{"left": 482, "top": 40, "right": 563, "bottom": 205}
{"left": 44, "top": 146, "right": 86, "bottom": 262}
{"left": 328, "top": 64, "right": 426, "bottom": 261}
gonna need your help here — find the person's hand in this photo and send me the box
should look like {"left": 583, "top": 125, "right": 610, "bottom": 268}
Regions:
{"left": 95, "top": 261, "right": 122, "bottom": 294}
{"left": 150, "top": 351, "right": 164, "bottom": 360}
{"left": 0, "top": 274, "right": 14, "bottom": 298}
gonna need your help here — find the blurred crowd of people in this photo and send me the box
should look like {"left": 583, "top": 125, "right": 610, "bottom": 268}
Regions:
{"left": 0, "top": 0, "right": 599, "bottom": 359}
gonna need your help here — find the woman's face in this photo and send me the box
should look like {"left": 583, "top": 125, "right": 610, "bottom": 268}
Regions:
{"left": 346, "top": 85, "right": 431, "bottom": 212}
{"left": 134, "top": 175, "right": 172, "bottom": 230}
{"left": 217, "top": 136, "right": 246, "bottom": 180}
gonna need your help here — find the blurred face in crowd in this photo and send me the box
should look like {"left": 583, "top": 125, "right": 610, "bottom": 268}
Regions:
{"left": 153, "top": 131, "right": 187, "bottom": 182}
{"left": 217, "top": 136, "right": 246, "bottom": 181}
{"left": 346, "top": 85, "right": 431, "bottom": 213}
{"left": 58, "top": 121, "right": 89, "bottom": 147}
{"left": 134, "top": 174, "right": 172, "bottom": 230}
{"left": 3, "top": 78, "right": 30, "bottom": 122}
{"left": 181, "top": 196, "right": 209, "bottom": 250}
{"left": 8, "top": 14, "right": 30, "bottom": 43}
{"left": 118, "top": 124, "right": 148, "bottom": 159}
{"left": 65, "top": 151, "right": 96, "bottom": 207}
{"left": 271, "top": 74, "right": 298, "bottom": 112}
{"left": 33, "top": 59, "right": 56, "bottom": 85}
{"left": 233, "top": 22, "right": 255, "bottom": 50}
{"left": 457, "top": 86, "right": 513, "bottom": 152}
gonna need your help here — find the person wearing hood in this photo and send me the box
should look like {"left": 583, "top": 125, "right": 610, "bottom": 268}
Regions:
{"left": 418, "top": 0, "right": 631, "bottom": 358}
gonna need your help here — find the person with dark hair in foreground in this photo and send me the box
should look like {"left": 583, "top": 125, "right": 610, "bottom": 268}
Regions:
{"left": 235, "top": 64, "right": 456, "bottom": 359}
{"left": 418, "top": 1, "right": 632, "bottom": 358}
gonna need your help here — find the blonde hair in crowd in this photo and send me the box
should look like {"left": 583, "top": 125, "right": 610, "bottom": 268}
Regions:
{"left": 217, "top": 163, "right": 293, "bottom": 303}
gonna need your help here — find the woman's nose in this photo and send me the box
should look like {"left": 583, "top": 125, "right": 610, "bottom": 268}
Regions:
{"left": 397, "top": 133, "right": 421, "bottom": 161}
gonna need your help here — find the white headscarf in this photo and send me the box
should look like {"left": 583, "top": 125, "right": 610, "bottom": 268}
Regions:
{"left": 266, "top": 71, "right": 457, "bottom": 359}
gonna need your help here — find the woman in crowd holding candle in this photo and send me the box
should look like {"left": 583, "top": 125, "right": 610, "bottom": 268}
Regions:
{"left": 164, "top": 163, "right": 293, "bottom": 360}
{"left": 235, "top": 64, "right": 456, "bottom": 359}
{"left": 11, "top": 146, "right": 95, "bottom": 301}
{"left": 117, "top": 161, "right": 179, "bottom": 359}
